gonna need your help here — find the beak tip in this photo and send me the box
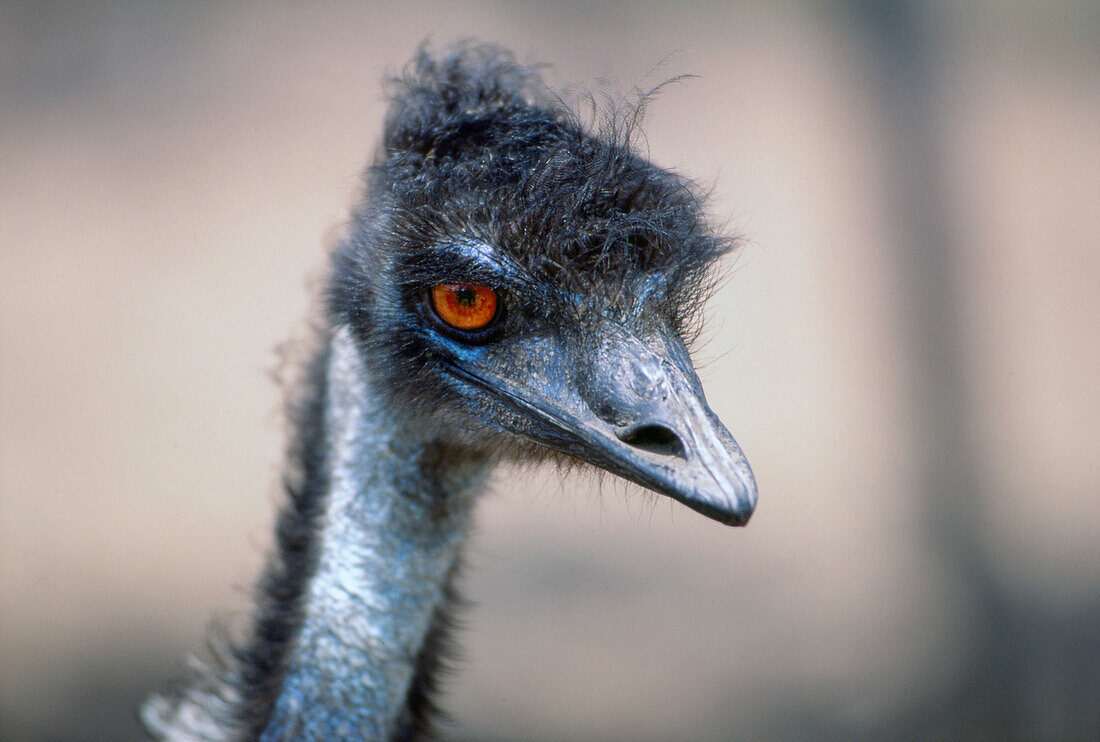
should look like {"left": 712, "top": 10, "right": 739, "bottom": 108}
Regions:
{"left": 687, "top": 488, "right": 756, "bottom": 527}
{"left": 707, "top": 470, "right": 757, "bottom": 527}
{"left": 723, "top": 501, "right": 756, "bottom": 527}
{"left": 720, "top": 480, "right": 758, "bottom": 527}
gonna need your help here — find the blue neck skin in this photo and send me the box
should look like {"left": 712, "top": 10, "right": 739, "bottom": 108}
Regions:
{"left": 260, "top": 326, "right": 489, "bottom": 741}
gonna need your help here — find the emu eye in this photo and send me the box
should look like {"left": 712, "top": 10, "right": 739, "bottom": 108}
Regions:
{"left": 429, "top": 283, "right": 499, "bottom": 332}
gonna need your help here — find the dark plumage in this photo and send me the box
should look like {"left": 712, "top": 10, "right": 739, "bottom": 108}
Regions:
{"left": 335, "top": 46, "right": 730, "bottom": 413}
{"left": 145, "top": 42, "right": 756, "bottom": 741}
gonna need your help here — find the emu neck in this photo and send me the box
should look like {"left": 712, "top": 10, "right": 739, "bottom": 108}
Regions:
{"left": 262, "top": 326, "right": 488, "bottom": 740}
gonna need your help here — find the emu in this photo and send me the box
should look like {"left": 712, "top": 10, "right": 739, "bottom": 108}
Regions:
{"left": 144, "top": 43, "right": 757, "bottom": 741}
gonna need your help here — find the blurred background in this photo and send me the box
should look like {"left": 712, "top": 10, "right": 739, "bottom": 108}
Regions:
{"left": 2, "top": 2, "right": 1098, "bottom": 740}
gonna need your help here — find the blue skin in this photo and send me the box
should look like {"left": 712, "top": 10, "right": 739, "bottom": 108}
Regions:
{"left": 261, "top": 326, "right": 488, "bottom": 740}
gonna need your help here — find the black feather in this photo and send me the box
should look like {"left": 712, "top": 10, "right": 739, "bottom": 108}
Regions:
{"left": 332, "top": 41, "right": 735, "bottom": 416}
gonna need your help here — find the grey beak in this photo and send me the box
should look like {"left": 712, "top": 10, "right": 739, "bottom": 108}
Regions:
{"left": 448, "top": 325, "right": 757, "bottom": 527}
{"left": 570, "top": 328, "right": 757, "bottom": 526}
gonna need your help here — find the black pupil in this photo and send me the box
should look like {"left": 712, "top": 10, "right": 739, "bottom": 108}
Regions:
{"left": 456, "top": 288, "right": 477, "bottom": 306}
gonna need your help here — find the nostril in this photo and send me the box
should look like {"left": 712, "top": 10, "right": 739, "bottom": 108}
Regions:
{"left": 618, "top": 424, "right": 685, "bottom": 458}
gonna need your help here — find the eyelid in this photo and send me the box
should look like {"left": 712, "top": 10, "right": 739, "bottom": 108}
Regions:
{"left": 402, "top": 260, "right": 504, "bottom": 289}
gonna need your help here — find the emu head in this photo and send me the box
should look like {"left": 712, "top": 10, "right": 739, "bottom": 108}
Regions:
{"left": 331, "top": 46, "right": 756, "bottom": 526}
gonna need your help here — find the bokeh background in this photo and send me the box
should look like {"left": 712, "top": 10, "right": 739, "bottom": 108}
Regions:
{"left": 2, "top": 2, "right": 1098, "bottom": 740}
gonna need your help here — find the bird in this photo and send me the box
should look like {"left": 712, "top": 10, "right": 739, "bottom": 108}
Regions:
{"left": 143, "top": 42, "right": 757, "bottom": 742}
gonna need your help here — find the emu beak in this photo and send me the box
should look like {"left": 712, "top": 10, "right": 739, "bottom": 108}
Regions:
{"left": 567, "top": 328, "right": 757, "bottom": 526}
{"left": 451, "top": 327, "right": 757, "bottom": 526}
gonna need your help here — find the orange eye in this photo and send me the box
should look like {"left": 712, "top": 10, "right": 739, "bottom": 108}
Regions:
{"left": 430, "top": 283, "right": 498, "bottom": 331}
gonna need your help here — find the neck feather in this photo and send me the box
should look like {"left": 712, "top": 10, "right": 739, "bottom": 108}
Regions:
{"left": 256, "top": 325, "right": 489, "bottom": 740}
{"left": 145, "top": 325, "right": 490, "bottom": 741}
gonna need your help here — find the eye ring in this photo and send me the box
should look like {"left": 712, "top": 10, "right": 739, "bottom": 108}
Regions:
{"left": 426, "top": 282, "right": 504, "bottom": 342}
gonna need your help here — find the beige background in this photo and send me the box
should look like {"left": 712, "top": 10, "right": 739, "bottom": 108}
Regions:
{"left": 2, "top": 3, "right": 1098, "bottom": 740}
